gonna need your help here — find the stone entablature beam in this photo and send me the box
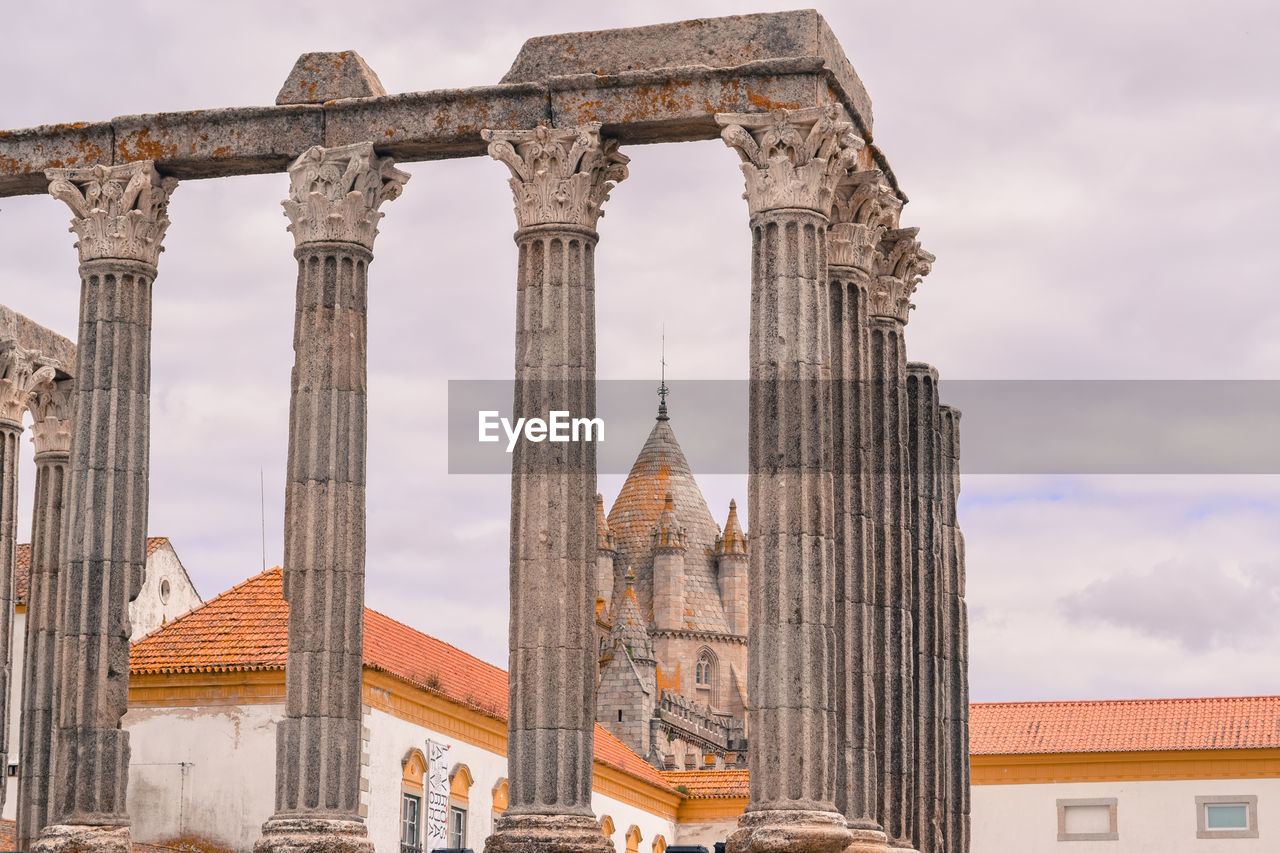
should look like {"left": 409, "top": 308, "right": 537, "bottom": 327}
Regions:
{"left": 0, "top": 13, "right": 899, "bottom": 198}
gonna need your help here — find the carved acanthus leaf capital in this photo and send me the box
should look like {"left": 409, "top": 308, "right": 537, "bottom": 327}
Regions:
{"left": 482, "top": 123, "right": 629, "bottom": 231}
{"left": 716, "top": 106, "right": 864, "bottom": 216}
{"left": 45, "top": 161, "right": 177, "bottom": 266}
{"left": 283, "top": 142, "right": 409, "bottom": 250}
{"left": 0, "top": 341, "right": 60, "bottom": 427}
{"left": 28, "top": 375, "right": 74, "bottom": 456}
{"left": 870, "top": 227, "right": 935, "bottom": 324}
{"left": 828, "top": 169, "right": 903, "bottom": 271}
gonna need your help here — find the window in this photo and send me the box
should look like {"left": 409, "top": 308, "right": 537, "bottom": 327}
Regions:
{"left": 159, "top": 578, "right": 171, "bottom": 604}
{"left": 448, "top": 805, "right": 467, "bottom": 849}
{"left": 695, "top": 652, "right": 713, "bottom": 686}
{"left": 1056, "top": 797, "right": 1118, "bottom": 842}
{"left": 1196, "top": 795, "right": 1258, "bottom": 839}
{"left": 401, "top": 793, "right": 422, "bottom": 853}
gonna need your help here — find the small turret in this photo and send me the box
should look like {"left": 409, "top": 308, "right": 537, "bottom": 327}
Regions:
{"left": 715, "top": 499, "right": 749, "bottom": 637}
{"left": 595, "top": 493, "right": 617, "bottom": 607}
{"left": 652, "top": 492, "right": 687, "bottom": 630}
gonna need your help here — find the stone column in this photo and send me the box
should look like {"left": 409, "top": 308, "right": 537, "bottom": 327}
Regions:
{"left": 906, "top": 363, "right": 943, "bottom": 853}
{"left": 17, "top": 372, "right": 74, "bottom": 851}
{"left": 35, "top": 161, "right": 177, "bottom": 853}
{"left": 481, "top": 122, "right": 626, "bottom": 853}
{"left": 827, "top": 171, "right": 901, "bottom": 853}
{"left": 716, "top": 105, "right": 861, "bottom": 853}
{"left": 938, "top": 406, "right": 969, "bottom": 853}
{"left": 1, "top": 341, "right": 48, "bottom": 816}
{"left": 866, "top": 227, "right": 933, "bottom": 852}
{"left": 255, "top": 142, "right": 408, "bottom": 853}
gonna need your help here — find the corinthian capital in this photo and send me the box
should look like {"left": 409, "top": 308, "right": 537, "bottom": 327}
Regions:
{"left": 716, "top": 106, "right": 864, "bottom": 216}
{"left": 828, "top": 169, "right": 903, "bottom": 272}
{"left": 0, "top": 341, "right": 58, "bottom": 427}
{"left": 28, "top": 374, "right": 74, "bottom": 456}
{"left": 283, "top": 141, "right": 410, "bottom": 250}
{"left": 482, "top": 123, "right": 629, "bottom": 231}
{"left": 870, "top": 227, "right": 935, "bottom": 324}
{"left": 45, "top": 161, "right": 178, "bottom": 266}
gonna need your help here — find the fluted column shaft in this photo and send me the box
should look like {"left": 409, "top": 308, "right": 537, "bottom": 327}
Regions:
{"left": 32, "top": 163, "right": 176, "bottom": 852}
{"left": 938, "top": 407, "right": 969, "bottom": 853}
{"left": 718, "top": 106, "right": 862, "bottom": 853}
{"left": 0, "top": 413, "right": 18, "bottom": 815}
{"left": 829, "top": 261, "right": 881, "bottom": 828}
{"left": 507, "top": 222, "right": 599, "bottom": 814}
{"left": 867, "top": 313, "right": 914, "bottom": 848}
{"left": 906, "top": 365, "right": 944, "bottom": 853}
{"left": 258, "top": 142, "right": 406, "bottom": 852}
{"left": 18, "top": 376, "right": 73, "bottom": 851}
{"left": 481, "top": 123, "right": 626, "bottom": 853}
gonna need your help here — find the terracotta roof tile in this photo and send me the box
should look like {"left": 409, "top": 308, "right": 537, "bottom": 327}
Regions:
{"left": 970, "top": 696, "right": 1280, "bottom": 755}
{"left": 130, "top": 568, "right": 673, "bottom": 793}
{"left": 15, "top": 537, "right": 168, "bottom": 607}
{"left": 661, "top": 769, "right": 749, "bottom": 798}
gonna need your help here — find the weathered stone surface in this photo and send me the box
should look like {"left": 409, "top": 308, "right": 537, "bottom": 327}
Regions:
{"left": 485, "top": 814, "right": 613, "bottom": 853}
{"left": 260, "top": 145, "right": 403, "bottom": 840}
{"left": 721, "top": 107, "right": 851, "bottom": 850}
{"left": 906, "top": 363, "right": 944, "bottom": 853}
{"left": 728, "top": 809, "right": 851, "bottom": 853}
{"left": 277, "top": 52, "right": 386, "bottom": 106}
{"left": 113, "top": 105, "right": 324, "bottom": 180}
{"left": 871, "top": 229, "right": 933, "bottom": 325}
{"left": 254, "top": 818, "right": 373, "bottom": 853}
{"left": 38, "top": 161, "right": 172, "bottom": 840}
{"left": 484, "top": 124, "right": 622, "bottom": 841}
{"left": 17, "top": 373, "right": 73, "bottom": 850}
{"left": 31, "top": 823, "right": 130, "bottom": 853}
{"left": 0, "top": 306, "right": 75, "bottom": 373}
{"left": 503, "top": 10, "right": 874, "bottom": 136}
{"left": 282, "top": 142, "right": 408, "bottom": 248}
{"left": 938, "top": 406, "right": 970, "bottom": 853}
{"left": 0, "top": 12, "right": 904, "bottom": 198}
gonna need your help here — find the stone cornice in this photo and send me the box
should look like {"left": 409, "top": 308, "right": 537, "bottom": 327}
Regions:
{"left": 45, "top": 161, "right": 177, "bottom": 266}
{"left": 28, "top": 375, "right": 74, "bottom": 456}
{"left": 870, "top": 227, "right": 934, "bottom": 324}
{"left": 716, "top": 106, "right": 863, "bottom": 216}
{"left": 828, "top": 169, "right": 901, "bottom": 272}
{"left": 483, "top": 123, "right": 628, "bottom": 231}
{"left": 650, "top": 628, "right": 747, "bottom": 646}
{"left": 283, "top": 141, "right": 409, "bottom": 250}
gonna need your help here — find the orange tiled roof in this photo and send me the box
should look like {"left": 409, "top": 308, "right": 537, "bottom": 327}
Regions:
{"left": 130, "top": 568, "right": 673, "bottom": 793}
{"left": 970, "top": 696, "right": 1280, "bottom": 755}
{"left": 15, "top": 537, "right": 168, "bottom": 607}
{"left": 661, "top": 769, "right": 749, "bottom": 798}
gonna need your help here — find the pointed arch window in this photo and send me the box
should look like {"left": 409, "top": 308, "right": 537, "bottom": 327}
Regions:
{"left": 695, "top": 650, "right": 716, "bottom": 687}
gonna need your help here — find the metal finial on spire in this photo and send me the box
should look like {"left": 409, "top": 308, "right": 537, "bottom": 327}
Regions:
{"left": 657, "top": 325, "right": 669, "bottom": 420}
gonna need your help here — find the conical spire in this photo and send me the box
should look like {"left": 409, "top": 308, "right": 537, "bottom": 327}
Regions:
{"left": 653, "top": 492, "right": 686, "bottom": 550}
{"left": 596, "top": 493, "right": 616, "bottom": 551}
{"left": 716, "top": 499, "right": 748, "bottom": 555}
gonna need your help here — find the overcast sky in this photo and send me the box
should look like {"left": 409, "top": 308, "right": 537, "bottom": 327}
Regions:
{"left": 1, "top": 1, "right": 1277, "bottom": 703}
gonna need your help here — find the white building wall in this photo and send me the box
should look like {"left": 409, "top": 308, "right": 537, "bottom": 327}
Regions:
{"left": 973, "top": 777, "right": 1280, "bottom": 853}
{"left": 365, "top": 704, "right": 676, "bottom": 853}
{"left": 2, "top": 608, "right": 25, "bottom": 818}
{"left": 674, "top": 817, "right": 737, "bottom": 849}
{"left": 124, "top": 701, "right": 280, "bottom": 852}
{"left": 130, "top": 542, "right": 203, "bottom": 641}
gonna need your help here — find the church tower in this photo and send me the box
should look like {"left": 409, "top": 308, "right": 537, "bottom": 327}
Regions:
{"left": 597, "top": 393, "right": 749, "bottom": 769}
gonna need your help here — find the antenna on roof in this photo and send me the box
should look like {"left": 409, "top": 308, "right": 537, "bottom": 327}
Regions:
{"left": 260, "top": 469, "right": 267, "bottom": 573}
{"left": 657, "top": 324, "right": 669, "bottom": 420}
